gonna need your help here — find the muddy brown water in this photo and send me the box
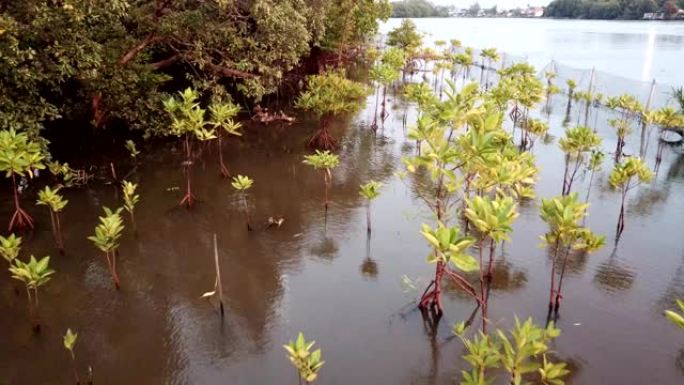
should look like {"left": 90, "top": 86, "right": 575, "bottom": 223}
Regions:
{"left": 1, "top": 79, "right": 684, "bottom": 385}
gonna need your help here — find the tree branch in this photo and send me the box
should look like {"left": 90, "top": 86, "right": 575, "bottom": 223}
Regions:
{"left": 205, "top": 62, "right": 257, "bottom": 79}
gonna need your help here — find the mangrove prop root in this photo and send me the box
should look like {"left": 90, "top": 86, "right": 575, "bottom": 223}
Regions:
{"left": 9, "top": 207, "right": 34, "bottom": 232}
{"left": 309, "top": 128, "right": 338, "bottom": 151}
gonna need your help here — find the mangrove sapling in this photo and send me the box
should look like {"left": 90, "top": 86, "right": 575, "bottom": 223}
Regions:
{"left": 303, "top": 151, "right": 340, "bottom": 210}
{"left": 125, "top": 140, "right": 140, "bottom": 159}
{"left": 419, "top": 222, "right": 478, "bottom": 320}
{"left": 9, "top": 255, "right": 54, "bottom": 331}
{"left": 558, "top": 126, "right": 602, "bottom": 196}
{"left": 453, "top": 317, "right": 569, "bottom": 385}
{"left": 540, "top": 193, "right": 605, "bottom": 317}
{"left": 606, "top": 94, "right": 643, "bottom": 162}
{"left": 523, "top": 118, "right": 549, "bottom": 151}
{"left": 230, "top": 175, "right": 254, "bottom": 231}
{"left": 565, "top": 79, "right": 576, "bottom": 123}
{"left": 0, "top": 233, "right": 22, "bottom": 265}
{"left": 479, "top": 48, "right": 500, "bottom": 90}
{"left": 87, "top": 207, "right": 125, "bottom": 289}
{"left": 122, "top": 180, "right": 140, "bottom": 232}
{"left": 36, "top": 186, "right": 68, "bottom": 252}
{"left": 359, "top": 180, "right": 382, "bottom": 233}
{"left": 295, "top": 71, "right": 368, "bottom": 150}
{"left": 283, "top": 332, "right": 325, "bottom": 385}
{"left": 464, "top": 195, "right": 519, "bottom": 332}
{"left": 652, "top": 107, "right": 684, "bottom": 172}
{"left": 585, "top": 150, "right": 605, "bottom": 203}
{"left": 64, "top": 328, "right": 80, "bottom": 385}
{"left": 209, "top": 100, "right": 242, "bottom": 178}
{"left": 0, "top": 129, "right": 46, "bottom": 231}
{"left": 665, "top": 299, "right": 684, "bottom": 330}
{"left": 162, "top": 88, "right": 218, "bottom": 208}
{"left": 608, "top": 157, "right": 653, "bottom": 241}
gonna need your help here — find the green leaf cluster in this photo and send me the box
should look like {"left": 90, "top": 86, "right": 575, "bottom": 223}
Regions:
{"left": 296, "top": 71, "right": 369, "bottom": 118}
{"left": 455, "top": 318, "right": 569, "bottom": 385}
{"left": 0, "top": 129, "right": 45, "bottom": 178}
{"left": 9, "top": 255, "right": 54, "bottom": 291}
{"left": 608, "top": 157, "right": 653, "bottom": 190}
{"left": 87, "top": 207, "right": 124, "bottom": 254}
{"left": 421, "top": 222, "right": 477, "bottom": 271}
{"left": 283, "top": 332, "right": 325, "bottom": 383}
{"left": 540, "top": 193, "right": 605, "bottom": 252}
{"left": 122, "top": 181, "right": 140, "bottom": 214}
{"left": 36, "top": 186, "right": 68, "bottom": 213}
{"left": 0, "top": 233, "right": 22, "bottom": 264}
{"left": 231, "top": 175, "right": 254, "bottom": 191}
{"left": 359, "top": 180, "right": 383, "bottom": 200}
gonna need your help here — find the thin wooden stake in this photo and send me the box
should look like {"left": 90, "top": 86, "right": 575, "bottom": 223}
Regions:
{"left": 213, "top": 234, "right": 224, "bottom": 317}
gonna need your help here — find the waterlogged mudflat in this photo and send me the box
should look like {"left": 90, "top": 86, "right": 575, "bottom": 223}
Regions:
{"left": 1, "top": 77, "right": 683, "bottom": 385}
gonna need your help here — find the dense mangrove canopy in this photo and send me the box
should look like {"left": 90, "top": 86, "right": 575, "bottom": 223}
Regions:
{"left": 0, "top": 0, "right": 390, "bottom": 137}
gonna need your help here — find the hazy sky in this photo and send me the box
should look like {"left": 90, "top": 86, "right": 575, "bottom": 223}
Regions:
{"left": 429, "top": 0, "right": 552, "bottom": 9}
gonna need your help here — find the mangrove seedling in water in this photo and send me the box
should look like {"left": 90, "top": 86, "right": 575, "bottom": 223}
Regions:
{"left": 419, "top": 222, "right": 477, "bottom": 318}
{"left": 465, "top": 195, "right": 519, "bottom": 332}
{"left": 303, "top": 151, "right": 340, "bottom": 210}
{"left": 665, "top": 299, "right": 684, "bottom": 330}
{"left": 559, "top": 126, "right": 602, "bottom": 195}
{"left": 122, "top": 180, "right": 140, "bottom": 231}
{"left": 125, "top": 140, "right": 140, "bottom": 159}
{"left": 64, "top": 328, "right": 80, "bottom": 384}
{"left": 201, "top": 234, "right": 226, "bottom": 317}
{"left": 608, "top": 157, "right": 653, "bottom": 240}
{"left": 9, "top": 255, "right": 54, "bottom": 331}
{"left": 453, "top": 318, "right": 569, "bottom": 385}
{"left": 479, "top": 48, "right": 500, "bottom": 89}
{"left": 540, "top": 193, "right": 605, "bottom": 317}
{"left": 0, "top": 233, "right": 22, "bottom": 264}
{"left": 606, "top": 94, "right": 643, "bottom": 162}
{"left": 283, "top": 332, "right": 325, "bottom": 385}
{"left": 162, "top": 88, "right": 217, "bottom": 208}
{"left": 359, "top": 180, "right": 382, "bottom": 233}
{"left": 0, "top": 129, "right": 45, "bottom": 231}
{"left": 209, "top": 100, "right": 242, "bottom": 178}
{"left": 87, "top": 207, "right": 125, "bottom": 289}
{"left": 296, "top": 71, "right": 368, "bottom": 150}
{"left": 565, "top": 79, "right": 577, "bottom": 122}
{"left": 36, "top": 186, "right": 68, "bottom": 252}
{"left": 231, "top": 175, "right": 254, "bottom": 231}
{"left": 585, "top": 150, "right": 605, "bottom": 203}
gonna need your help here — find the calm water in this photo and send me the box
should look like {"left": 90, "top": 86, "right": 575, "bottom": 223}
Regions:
{"left": 381, "top": 18, "right": 684, "bottom": 86}
{"left": 1, "top": 20, "right": 684, "bottom": 385}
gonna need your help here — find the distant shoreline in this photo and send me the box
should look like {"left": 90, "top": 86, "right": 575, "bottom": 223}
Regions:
{"left": 388, "top": 16, "right": 684, "bottom": 22}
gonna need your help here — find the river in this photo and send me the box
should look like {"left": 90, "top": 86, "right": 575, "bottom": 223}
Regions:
{"left": 1, "top": 18, "right": 683, "bottom": 385}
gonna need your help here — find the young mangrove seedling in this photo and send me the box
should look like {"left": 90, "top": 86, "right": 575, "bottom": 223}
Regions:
{"left": 283, "top": 332, "right": 325, "bottom": 385}
{"left": 465, "top": 195, "right": 519, "bottom": 332}
{"left": 9, "top": 255, "right": 54, "bottom": 332}
{"left": 0, "top": 233, "right": 22, "bottom": 265}
{"left": 565, "top": 79, "right": 577, "bottom": 122}
{"left": 0, "top": 129, "right": 45, "bottom": 231}
{"left": 163, "top": 88, "right": 217, "bottom": 208}
{"left": 209, "top": 100, "right": 241, "bottom": 178}
{"left": 608, "top": 157, "right": 653, "bottom": 241}
{"left": 359, "top": 180, "right": 382, "bottom": 233}
{"left": 87, "top": 207, "right": 125, "bottom": 289}
{"left": 122, "top": 180, "right": 140, "bottom": 231}
{"left": 125, "top": 140, "right": 140, "bottom": 159}
{"left": 303, "top": 150, "right": 340, "bottom": 210}
{"left": 558, "top": 126, "right": 602, "bottom": 196}
{"left": 606, "top": 94, "right": 643, "bottom": 162}
{"left": 665, "top": 299, "right": 684, "bottom": 330}
{"left": 231, "top": 175, "right": 254, "bottom": 231}
{"left": 64, "top": 328, "right": 80, "bottom": 385}
{"left": 453, "top": 317, "right": 569, "bottom": 385}
{"left": 540, "top": 193, "right": 605, "bottom": 317}
{"left": 419, "top": 222, "right": 478, "bottom": 320}
{"left": 296, "top": 71, "right": 368, "bottom": 150}
{"left": 36, "top": 186, "right": 68, "bottom": 252}
{"left": 585, "top": 150, "right": 605, "bottom": 203}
